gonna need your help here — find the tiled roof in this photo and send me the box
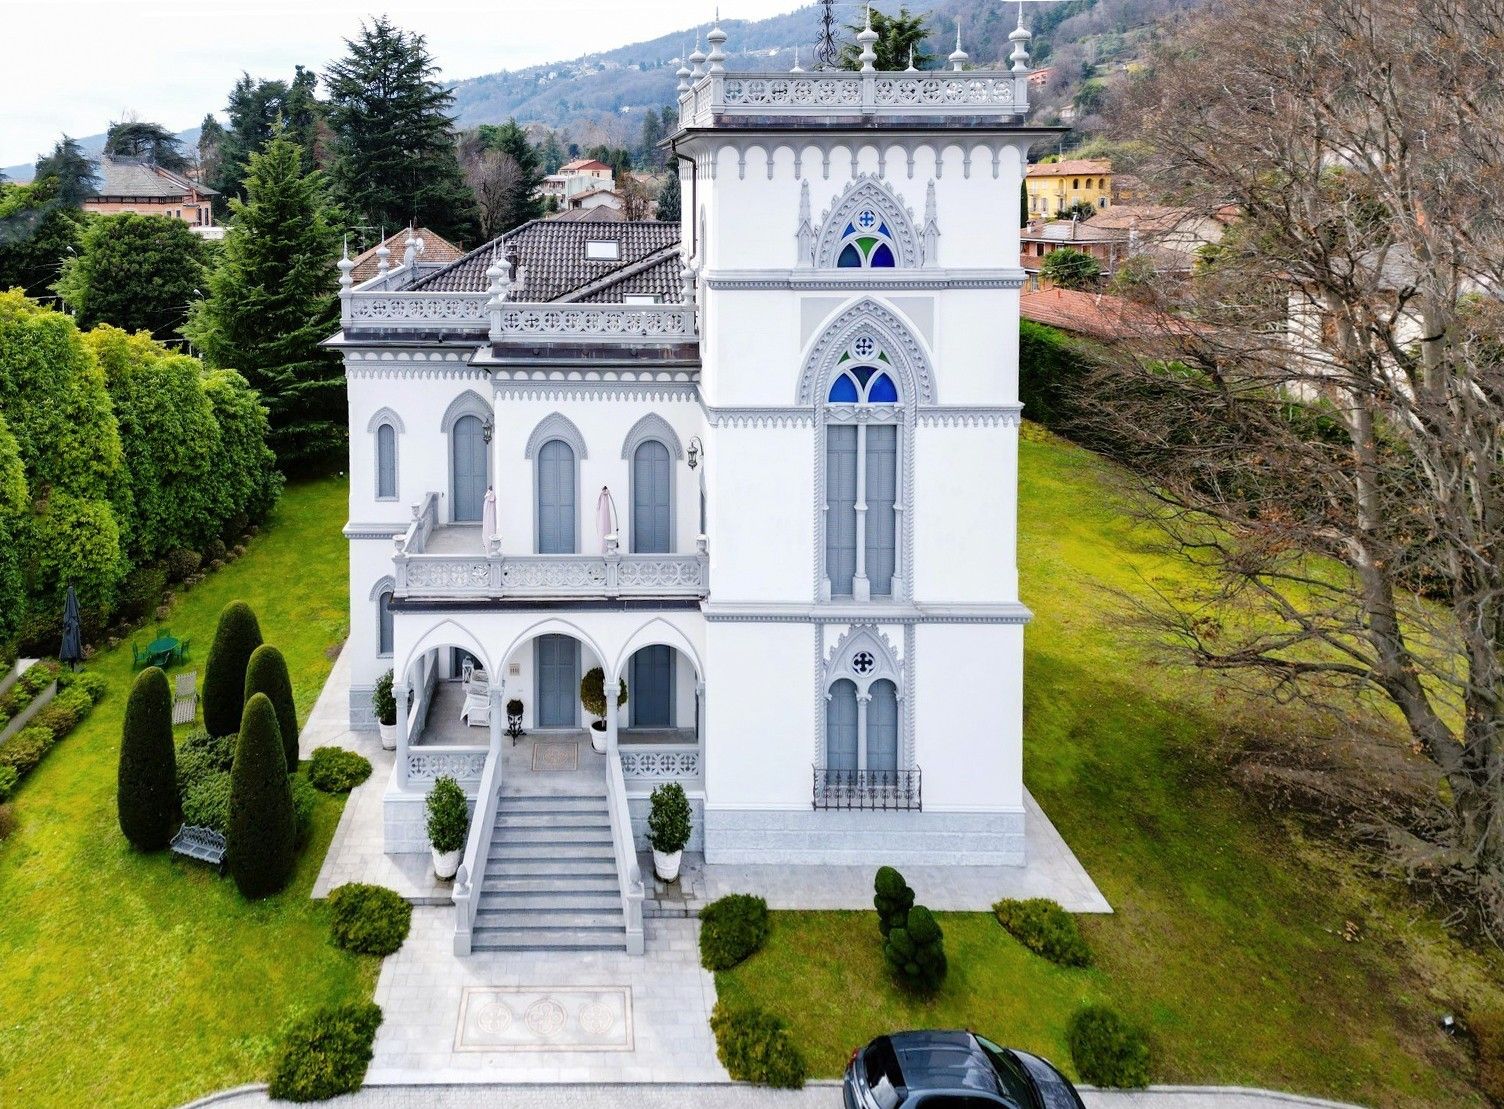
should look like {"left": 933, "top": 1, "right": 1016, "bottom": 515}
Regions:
{"left": 1026, "top": 159, "right": 1112, "bottom": 178}
{"left": 1084, "top": 205, "right": 1201, "bottom": 234}
{"left": 548, "top": 206, "right": 627, "bottom": 223}
{"left": 561, "top": 158, "right": 612, "bottom": 173}
{"left": 1021, "top": 287, "right": 1194, "bottom": 341}
{"left": 350, "top": 227, "right": 464, "bottom": 283}
{"left": 411, "top": 219, "right": 683, "bottom": 303}
{"left": 1022, "top": 220, "right": 1127, "bottom": 244}
{"left": 93, "top": 155, "right": 217, "bottom": 199}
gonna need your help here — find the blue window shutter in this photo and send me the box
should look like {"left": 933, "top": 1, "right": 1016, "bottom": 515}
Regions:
{"left": 377, "top": 424, "right": 397, "bottom": 498}
{"left": 377, "top": 591, "right": 394, "bottom": 656}
{"left": 537, "top": 440, "right": 576, "bottom": 553}
{"left": 826, "top": 679, "right": 859, "bottom": 770}
{"left": 868, "top": 679, "right": 898, "bottom": 771}
{"left": 826, "top": 425, "right": 858, "bottom": 595}
{"left": 865, "top": 425, "right": 897, "bottom": 596}
{"left": 451, "top": 415, "right": 486, "bottom": 521}
{"left": 632, "top": 440, "right": 672, "bottom": 553}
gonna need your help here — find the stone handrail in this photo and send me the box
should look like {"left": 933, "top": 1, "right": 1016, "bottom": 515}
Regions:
{"left": 341, "top": 289, "right": 490, "bottom": 331}
{"left": 491, "top": 303, "right": 696, "bottom": 344}
{"left": 606, "top": 746, "right": 646, "bottom": 955}
{"left": 620, "top": 744, "right": 701, "bottom": 783}
{"left": 395, "top": 492, "right": 439, "bottom": 556}
{"left": 680, "top": 69, "right": 1028, "bottom": 128}
{"left": 405, "top": 746, "right": 489, "bottom": 790}
{"left": 394, "top": 547, "right": 709, "bottom": 600}
{"left": 452, "top": 744, "right": 503, "bottom": 955}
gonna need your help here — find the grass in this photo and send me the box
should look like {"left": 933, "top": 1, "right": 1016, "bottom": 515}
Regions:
{"left": 717, "top": 427, "right": 1504, "bottom": 1106}
{"left": 0, "top": 477, "right": 373, "bottom": 1109}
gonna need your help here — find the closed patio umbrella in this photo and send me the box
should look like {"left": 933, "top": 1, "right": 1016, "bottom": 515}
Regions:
{"left": 482, "top": 486, "right": 498, "bottom": 547}
{"left": 59, "top": 584, "right": 83, "bottom": 671}
{"left": 597, "top": 486, "right": 618, "bottom": 554}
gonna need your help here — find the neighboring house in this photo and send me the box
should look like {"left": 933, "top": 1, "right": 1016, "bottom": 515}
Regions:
{"left": 349, "top": 227, "right": 464, "bottom": 285}
{"left": 540, "top": 158, "right": 623, "bottom": 212}
{"left": 84, "top": 155, "right": 218, "bottom": 233}
{"left": 548, "top": 205, "right": 628, "bottom": 224}
{"left": 1020, "top": 205, "right": 1225, "bottom": 281}
{"left": 1020, "top": 286, "right": 1182, "bottom": 343}
{"left": 333, "top": 19, "right": 1041, "bottom": 954}
{"left": 1025, "top": 158, "right": 1112, "bottom": 218}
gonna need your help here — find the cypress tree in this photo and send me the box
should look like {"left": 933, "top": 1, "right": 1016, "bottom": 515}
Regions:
{"left": 117, "top": 666, "right": 177, "bottom": 850}
{"left": 228, "top": 692, "right": 296, "bottom": 898}
{"left": 184, "top": 134, "right": 343, "bottom": 472}
{"left": 204, "top": 600, "right": 264, "bottom": 737}
{"left": 245, "top": 643, "right": 299, "bottom": 772}
{"left": 657, "top": 169, "right": 681, "bottom": 222}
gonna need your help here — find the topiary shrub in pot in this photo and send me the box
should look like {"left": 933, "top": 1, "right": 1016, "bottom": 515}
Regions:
{"left": 425, "top": 775, "right": 468, "bottom": 880}
{"left": 203, "top": 600, "right": 264, "bottom": 737}
{"left": 647, "top": 780, "right": 692, "bottom": 881}
{"left": 328, "top": 882, "right": 412, "bottom": 955}
{"left": 698, "top": 893, "right": 769, "bottom": 971}
{"left": 1066, "top": 1005, "right": 1151, "bottom": 1088}
{"left": 117, "top": 666, "right": 178, "bottom": 850}
{"left": 883, "top": 903, "right": 947, "bottom": 994}
{"left": 245, "top": 643, "right": 299, "bottom": 773}
{"left": 373, "top": 669, "right": 397, "bottom": 750}
{"left": 578, "top": 666, "right": 626, "bottom": 753}
{"left": 268, "top": 1001, "right": 383, "bottom": 1102}
{"left": 993, "top": 897, "right": 1093, "bottom": 967}
{"left": 873, "top": 865, "right": 915, "bottom": 938}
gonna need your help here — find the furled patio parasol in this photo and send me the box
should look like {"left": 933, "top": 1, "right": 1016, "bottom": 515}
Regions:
{"left": 59, "top": 584, "right": 83, "bottom": 671}
{"left": 597, "top": 486, "right": 619, "bottom": 554}
{"left": 482, "top": 486, "right": 498, "bottom": 547}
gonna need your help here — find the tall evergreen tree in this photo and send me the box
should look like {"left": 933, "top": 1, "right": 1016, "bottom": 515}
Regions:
{"left": 839, "top": 7, "right": 932, "bottom": 71}
{"left": 656, "top": 169, "right": 682, "bottom": 222}
{"left": 0, "top": 177, "right": 85, "bottom": 298}
{"left": 197, "top": 114, "right": 228, "bottom": 210}
{"left": 104, "top": 120, "right": 190, "bottom": 171}
{"left": 185, "top": 134, "right": 342, "bottom": 471}
{"left": 203, "top": 600, "right": 264, "bottom": 738}
{"left": 540, "top": 131, "right": 566, "bottom": 174}
{"left": 118, "top": 667, "right": 177, "bottom": 849}
{"left": 228, "top": 692, "right": 296, "bottom": 898}
{"left": 638, "top": 110, "right": 665, "bottom": 170}
{"left": 214, "top": 67, "right": 325, "bottom": 203}
{"left": 34, "top": 137, "right": 99, "bottom": 206}
{"left": 54, "top": 213, "right": 207, "bottom": 336}
{"left": 245, "top": 643, "right": 299, "bottom": 773}
{"left": 323, "top": 17, "right": 478, "bottom": 245}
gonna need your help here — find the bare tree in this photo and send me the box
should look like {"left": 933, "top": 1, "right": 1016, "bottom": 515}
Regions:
{"left": 1084, "top": 0, "right": 1504, "bottom": 926}
{"left": 617, "top": 173, "right": 655, "bottom": 221}
{"left": 459, "top": 135, "right": 523, "bottom": 241}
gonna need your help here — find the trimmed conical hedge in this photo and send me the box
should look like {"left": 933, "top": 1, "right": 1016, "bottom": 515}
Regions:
{"left": 228, "top": 692, "right": 296, "bottom": 899}
{"left": 245, "top": 643, "right": 298, "bottom": 773}
{"left": 117, "top": 666, "right": 177, "bottom": 850}
{"left": 883, "top": 903, "right": 948, "bottom": 993}
{"left": 873, "top": 865, "right": 915, "bottom": 938}
{"left": 204, "top": 600, "right": 263, "bottom": 737}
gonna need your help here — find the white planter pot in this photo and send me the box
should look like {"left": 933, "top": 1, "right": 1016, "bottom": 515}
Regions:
{"left": 432, "top": 847, "right": 461, "bottom": 880}
{"left": 653, "top": 848, "right": 683, "bottom": 883}
{"left": 379, "top": 722, "right": 397, "bottom": 751}
{"left": 590, "top": 725, "right": 607, "bottom": 754}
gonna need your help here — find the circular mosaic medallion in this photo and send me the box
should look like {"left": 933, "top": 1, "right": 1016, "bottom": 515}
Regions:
{"left": 474, "top": 1000, "right": 514, "bottom": 1036}
{"left": 578, "top": 999, "right": 616, "bottom": 1037}
{"left": 525, "top": 997, "right": 568, "bottom": 1037}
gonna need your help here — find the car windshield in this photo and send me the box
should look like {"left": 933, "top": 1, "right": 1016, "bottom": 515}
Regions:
{"left": 865, "top": 1037, "right": 905, "bottom": 1109}
{"left": 974, "top": 1036, "right": 1037, "bottom": 1106}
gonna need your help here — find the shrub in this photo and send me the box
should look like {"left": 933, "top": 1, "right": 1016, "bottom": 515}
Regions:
{"left": 177, "top": 730, "right": 235, "bottom": 794}
{"left": 0, "top": 802, "right": 13, "bottom": 840}
{"left": 181, "top": 771, "right": 232, "bottom": 833}
{"left": 58, "top": 669, "right": 108, "bottom": 704}
{"left": 883, "top": 904, "right": 947, "bottom": 994}
{"left": 874, "top": 865, "right": 915, "bottom": 938}
{"left": 425, "top": 775, "right": 468, "bottom": 853}
{"left": 647, "top": 781, "right": 692, "bottom": 855}
{"left": 1470, "top": 1008, "right": 1504, "bottom": 1103}
{"left": 1066, "top": 1005, "right": 1151, "bottom": 1088}
{"left": 372, "top": 669, "right": 396, "bottom": 727}
{"left": 227, "top": 692, "right": 295, "bottom": 898}
{"left": 328, "top": 883, "right": 412, "bottom": 955}
{"left": 0, "top": 764, "right": 17, "bottom": 802}
{"left": 33, "top": 686, "right": 92, "bottom": 739}
{"left": 162, "top": 547, "right": 202, "bottom": 582}
{"left": 18, "top": 659, "right": 60, "bottom": 695}
{"left": 204, "top": 536, "right": 227, "bottom": 563}
{"left": 0, "top": 726, "right": 56, "bottom": 775}
{"left": 203, "top": 600, "right": 263, "bottom": 737}
{"left": 993, "top": 898, "right": 1093, "bottom": 968}
{"left": 709, "top": 1002, "right": 806, "bottom": 1088}
{"left": 245, "top": 643, "right": 298, "bottom": 772}
{"left": 291, "top": 773, "right": 316, "bottom": 849}
{"left": 699, "top": 893, "right": 770, "bottom": 971}
{"left": 308, "top": 746, "right": 373, "bottom": 793}
{"left": 115, "top": 563, "right": 168, "bottom": 622}
{"left": 267, "top": 1001, "right": 383, "bottom": 1102}
{"left": 117, "top": 666, "right": 177, "bottom": 850}
{"left": 578, "top": 665, "right": 627, "bottom": 719}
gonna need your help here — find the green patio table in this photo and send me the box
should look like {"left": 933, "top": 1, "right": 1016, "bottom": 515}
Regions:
{"left": 146, "top": 636, "right": 180, "bottom": 668}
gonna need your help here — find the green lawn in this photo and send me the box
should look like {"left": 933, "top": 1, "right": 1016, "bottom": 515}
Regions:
{"left": 718, "top": 428, "right": 1502, "bottom": 1106}
{"left": 0, "top": 477, "right": 373, "bottom": 1109}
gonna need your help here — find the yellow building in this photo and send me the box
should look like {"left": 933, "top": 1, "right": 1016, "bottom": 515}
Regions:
{"left": 1024, "top": 158, "right": 1113, "bottom": 219}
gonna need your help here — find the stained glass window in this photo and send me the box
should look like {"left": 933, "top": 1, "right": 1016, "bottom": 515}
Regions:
{"left": 834, "top": 209, "right": 899, "bottom": 268}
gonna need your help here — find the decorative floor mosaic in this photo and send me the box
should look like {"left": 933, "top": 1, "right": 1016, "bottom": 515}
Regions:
{"left": 455, "top": 987, "right": 633, "bottom": 1052}
{"left": 530, "top": 741, "right": 579, "bottom": 772}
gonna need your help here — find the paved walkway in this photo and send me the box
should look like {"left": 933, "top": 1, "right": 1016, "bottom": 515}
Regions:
{"left": 190, "top": 1082, "right": 1367, "bottom": 1108}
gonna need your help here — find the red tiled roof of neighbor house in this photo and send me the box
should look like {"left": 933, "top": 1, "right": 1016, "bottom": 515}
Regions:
{"left": 1019, "top": 286, "right": 1186, "bottom": 342}
{"left": 350, "top": 228, "right": 464, "bottom": 283}
{"left": 1026, "top": 159, "right": 1112, "bottom": 178}
{"left": 561, "top": 158, "right": 612, "bottom": 173}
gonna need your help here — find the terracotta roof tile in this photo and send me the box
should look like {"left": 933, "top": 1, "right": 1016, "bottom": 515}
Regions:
{"left": 350, "top": 227, "right": 464, "bottom": 283}
{"left": 1026, "top": 159, "right": 1112, "bottom": 178}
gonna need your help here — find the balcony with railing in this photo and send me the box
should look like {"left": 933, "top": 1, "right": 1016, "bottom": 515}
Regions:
{"left": 392, "top": 492, "right": 710, "bottom": 603}
{"left": 812, "top": 766, "right": 923, "bottom": 812}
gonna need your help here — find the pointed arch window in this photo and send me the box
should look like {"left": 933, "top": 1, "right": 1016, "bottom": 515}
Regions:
{"left": 824, "top": 340, "right": 901, "bottom": 600}
{"left": 834, "top": 208, "right": 899, "bottom": 268}
{"left": 815, "top": 629, "right": 917, "bottom": 810}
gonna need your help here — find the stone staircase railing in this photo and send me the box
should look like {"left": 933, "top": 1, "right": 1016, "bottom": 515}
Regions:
{"left": 451, "top": 744, "right": 503, "bottom": 955}
{"left": 605, "top": 745, "right": 646, "bottom": 955}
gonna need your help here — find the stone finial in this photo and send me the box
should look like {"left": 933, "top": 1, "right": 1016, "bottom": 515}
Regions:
{"left": 905, "top": 46, "right": 917, "bottom": 73}
{"left": 337, "top": 237, "right": 354, "bottom": 291}
{"left": 374, "top": 230, "right": 391, "bottom": 277}
{"left": 402, "top": 226, "right": 418, "bottom": 268}
{"left": 790, "top": 46, "right": 804, "bottom": 74}
{"left": 688, "top": 31, "right": 707, "bottom": 80}
{"left": 680, "top": 260, "right": 696, "bottom": 307}
{"left": 677, "top": 43, "right": 693, "bottom": 92}
{"left": 1009, "top": 1, "right": 1033, "bottom": 75}
{"left": 858, "top": 5, "right": 879, "bottom": 73}
{"left": 706, "top": 16, "right": 728, "bottom": 75}
{"left": 950, "top": 21, "right": 969, "bottom": 71}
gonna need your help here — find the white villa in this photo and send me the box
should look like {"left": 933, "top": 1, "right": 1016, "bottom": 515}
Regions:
{"left": 332, "top": 15, "right": 1049, "bottom": 954}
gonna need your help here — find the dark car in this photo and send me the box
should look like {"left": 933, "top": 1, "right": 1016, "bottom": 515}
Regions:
{"left": 843, "top": 1030, "right": 1086, "bottom": 1109}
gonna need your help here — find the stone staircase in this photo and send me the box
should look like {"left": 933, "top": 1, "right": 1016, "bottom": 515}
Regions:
{"left": 471, "top": 787, "right": 629, "bottom": 952}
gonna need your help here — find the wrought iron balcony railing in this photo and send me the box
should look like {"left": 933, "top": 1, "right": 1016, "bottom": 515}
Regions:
{"left": 812, "top": 766, "right": 922, "bottom": 812}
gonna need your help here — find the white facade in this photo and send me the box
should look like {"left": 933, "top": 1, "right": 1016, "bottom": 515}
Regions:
{"left": 333, "top": 16, "right": 1047, "bottom": 919}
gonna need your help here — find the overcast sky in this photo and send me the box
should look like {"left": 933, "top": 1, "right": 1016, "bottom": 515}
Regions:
{"left": 0, "top": 0, "right": 817, "bottom": 167}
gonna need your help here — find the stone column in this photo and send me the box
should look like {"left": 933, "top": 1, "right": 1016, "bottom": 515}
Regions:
{"left": 488, "top": 684, "right": 504, "bottom": 755}
{"left": 394, "top": 680, "right": 410, "bottom": 789}
{"left": 605, "top": 669, "right": 620, "bottom": 756}
{"left": 856, "top": 689, "right": 871, "bottom": 772}
{"left": 853, "top": 423, "right": 871, "bottom": 602}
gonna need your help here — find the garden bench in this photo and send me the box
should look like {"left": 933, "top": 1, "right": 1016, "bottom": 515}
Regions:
{"left": 169, "top": 824, "right": 227, "bottom": 874}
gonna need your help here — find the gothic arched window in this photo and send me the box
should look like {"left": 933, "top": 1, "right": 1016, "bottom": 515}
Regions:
{"left": 834, "top": 208, "right": 899, "bottom": 268}
{"left": 824, "top": 338, "right": 901, "bottom": 599}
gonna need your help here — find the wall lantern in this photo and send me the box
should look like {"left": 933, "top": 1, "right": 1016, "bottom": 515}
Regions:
{"left": 482, "top": 419, "right": 494, "bottom": 444}
{"left": 687, "top": 436, "right": 704, "bottom": 470}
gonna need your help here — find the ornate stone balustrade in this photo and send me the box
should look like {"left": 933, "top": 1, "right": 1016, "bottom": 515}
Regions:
{"left": 341, "top": 290, "right": 491, "bottom": 330}
{"left": 394, "top": 548, "right": 709, "bottom": 601}
{"left": 406, "top": 746, "right": 489, "bottom": 788}
{"left": 620, "top": 745, "right": 701, "bottom": 783}
{"left": 492, "top": 304, "right": 697, "bottom": 344}
{"left": 680, "top": 70, "right": 1027, "bottom": 128}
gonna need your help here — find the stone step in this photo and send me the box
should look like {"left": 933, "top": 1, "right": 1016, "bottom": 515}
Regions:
{"left": 495, "top": 812, "right": 610, "bottom": 830}
{"left": 476, "top": 891, "right": 622, "bottom": 911}
{"left": 490, "top": 859, "right": 618, "bottom": 877}
{"left": 480, "top": 874, "right": 621, "bottom": 894}
{"left": 472, "top": 908, "right": 625, "bottom": 931}
{"left": 500, "top": 793, "right": 607, "bottom": 807}
{"left": 498, "top": 827, "right": 614, "bottom": 846}
{"left": 489, "top": 840, "right": 614, "bottom": 861}
{"left": 471, "top": 928, "right": 628, "bottom": 952}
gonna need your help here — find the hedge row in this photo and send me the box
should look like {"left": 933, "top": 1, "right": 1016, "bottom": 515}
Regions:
{"left": 0, "top": 658, "right": 62, "bottom": 732}
{"left": 0, "top": 666, "right": 107, "bottom": 796}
